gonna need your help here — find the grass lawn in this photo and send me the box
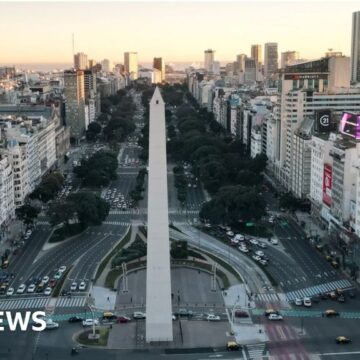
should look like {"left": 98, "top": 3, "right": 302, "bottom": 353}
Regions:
{"left": 77, "top": 327, "right": 109, "bottom": 346}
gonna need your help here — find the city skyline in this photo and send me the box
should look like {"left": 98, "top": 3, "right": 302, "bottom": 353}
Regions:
{"left": 0, "top": 2, "right": 359, "bottom": 65}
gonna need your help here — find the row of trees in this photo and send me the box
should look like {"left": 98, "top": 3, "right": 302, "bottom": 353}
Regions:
{"left": 129, "top": 168, "right": 147, "bottom": 204}
{"left": 48, "top": 192, "right": 110, "bottom": 229}
{"left": 173, "top": 165, "right": 187, "bottom": 203}
{"left": 168, "top": 91, "right": 268, "bottom": 224}
{"left": 30, "top": 172, "right": 64, "bottom": 203}
{"left": 74, "top": 150, "right": 118, "bottom": 187}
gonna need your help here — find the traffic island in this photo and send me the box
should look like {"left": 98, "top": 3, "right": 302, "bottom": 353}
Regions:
{"left": 76, "top": 327, "right": 109, "bottom": 346}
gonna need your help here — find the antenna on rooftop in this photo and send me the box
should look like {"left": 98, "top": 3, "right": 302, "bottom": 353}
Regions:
{"left": 72, "top": 33, "right": 75, "bottom": 61}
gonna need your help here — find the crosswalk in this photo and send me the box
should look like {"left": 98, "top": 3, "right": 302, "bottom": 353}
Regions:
{"left": 108, "top": 209, "right": 200, "bottom": 215}
{"left": 102, "top": 221, "right": 131, "bottom": 226}
{"left": 55, "top": 296, "right": 87, "bottom": 308}
{"left": 286, "top": 279, "right": 353, "bottom": 301}
{"left": 0, "top": 297, "right": 49, "bottom": 310}
{"left": 245, "top": 343, "right": 266, "bottom": 359}
{"left": 255, "top": 293, "right": 288, "bottom": 303}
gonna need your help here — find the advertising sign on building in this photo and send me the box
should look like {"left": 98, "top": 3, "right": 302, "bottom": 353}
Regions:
{"left": 323, "top": 164, "right": 332, "bottom": 206}
{"left": 339, "top": 112, "right": 360, "bottom": 140}
{"left": 314, "top": 110, "right": 332, "bottom": 133}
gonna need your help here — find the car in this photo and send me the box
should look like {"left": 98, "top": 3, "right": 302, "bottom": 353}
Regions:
{"left": 27, "top": 284, "right": 36, "bottom": 293}
{"left": 238, "top": 246, "right": 249, "bottom": 253}
{"left": 226, "top": 231, "right": 234, "bottom": 237}
{"left": 68, "top": 316, "right": 83, "bottom": 323}
{"left": 264, "top": 309, "right": 279, "bottom": 317}
{"left": 294, "top": 298, "right": 303, "bottom": 306}
{"left": 303, "top": 297, "right": 312, "bottom": 307}
{"left": 270, "top": 238, "right": 278, "bottom": 245}
{"left": 175, "top": 309, "right": 193, "bottom": 317}
{"left": 207, "top": 314, "right": 220, "bottom": 321}
{"left": 268, "top": 313, "right": 283, "bottom": 321}
{"left": 6, "top": 287, "right": 14, "bottom": 296}
{"left": 252, "top": 255, "right": 261, "bottom": 262}
{"left": 226, "top": 341, "right": 240, "bottom": 351}
{"left": 44, "top": 287, "right": 52, "bottom": 296}
{"left": 58, "top": 266, "right": 67, "bottom": 273}
{"left": 255, "top": 251, "right": 265, "bottom": 257}
{"left": 25, "top": 230, "right": 32, "bottom": 237}
{"left": 70, "top": 282, "right": 77, "bottom": 291}
{"left": 329, "top": 291, "right": 337, "bottom": 300}
{"left": 45, "top": 320, "right": 59, "bottom": 330}
{"left": 82, "top": 319, "right": 99, "bottom": 327}
{"left": 258, "top": 242, "right": 267, "bottom": 249}
{"left": 331, "top": 261, "right": 339, "bottom": 269}
{"left": 320, "top": 292, "right": 329, "bottom": 300}
{"left": 54, "top": 272, "right": 62, "bottom": 280}
{"left": 102, "top": 312, "right": 117, "bottom": 321}
{"left": 17, "top": 284, "right": 26, "bottom": 294}
{"left": 338, "top": 295, "right": 346, "bottom": 303}
{"left": 42, "top": 276, "right": 49, "bottom": 284}
{"left": 230, "top": 238, "right": 239, "bottom": 246}
{"left": 117, "top": 316, "right": 131, "bottom": 323}
{"left": 133, "top": 312, "right": 146, "bottom": 319}
{"left": 234, "top": 310, "right": 249, "bottom": 318}
{"left": 48, "top": 279, "right": 57, "bottom": 288}
{"left": 250, "top": 239, "right": 259, "bottom": 245}
{"left": 324, "top": 309, "right": 340, "bottom": 317}
{"left": 259, "top": 259, "right": 268, "bottom": 266}
{"left": 79, "top": 281, "right": 86, "bottom": 291}
{"left": 336, "top": 336, "right": 351, "bottom": 344}
{"left": 234, "top": 234, "right": 245, "bottom": 241}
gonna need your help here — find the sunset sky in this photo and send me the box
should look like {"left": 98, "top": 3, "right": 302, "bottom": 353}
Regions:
{"left": 0, "top": 1, "right": 359, "bottom": 65}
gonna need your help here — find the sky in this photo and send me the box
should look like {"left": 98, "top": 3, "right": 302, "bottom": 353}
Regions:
{"left": 0, "top": 1, "right": 359, "bottom": 65}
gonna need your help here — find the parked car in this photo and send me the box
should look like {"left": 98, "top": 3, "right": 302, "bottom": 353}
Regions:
{"left": 70, "top": 282, "right": 77, "bottom": 291}
{"left": 6, "top": 287, "right": 14, "bottom": 296}
{"left": 303, "top": 297, "right": 312, "bottom": 307}
{"left": 238, "top": 246, "right": 249, "bottom": 253}
{"left": 258, "top": 242, "right": 267, "bottom": 249}
{"left": 44, "top": 287, "right": 52, "bottom": 296}
{"left": 79, "top": 281, "right": 86, "bottom": 291}
{"left": 226, "top": 231, "right": 234, "bottom": 237}
{"left": 226, "top": 341, "right": 240, "bottom": 351}
{"left": 27, "top": 284, "right": 36, "bottom": 293}
{"left": 249, "top": 239, "right": 259, "bottom": 245}
{"left": 17, "top": 284, "right": 26, "bottom": 294}
{"left": 58, "top": 266, "right": 67, "bottom": 273}
{"left": 255, "top": 251, "right": 265, "bottom": 257}
{"left": 294, "top": 298, "right": 303, "bottom": 306}
{"left": 48, "top": 279, "right": 57, "bottom": 288}
{"left": 270, "top": 238, "right": 278, "bottom": 245}
{"left": 207, "top": 314, "right": 220, "bottom": 321}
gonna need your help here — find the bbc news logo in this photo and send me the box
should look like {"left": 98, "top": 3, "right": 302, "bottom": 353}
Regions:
{"left": 0, "top": 311, "right": 47, "bottom": 331}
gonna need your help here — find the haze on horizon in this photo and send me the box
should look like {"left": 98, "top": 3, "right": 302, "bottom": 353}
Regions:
{"left": 0, "top": 1, "right": 359, "bottom": 65}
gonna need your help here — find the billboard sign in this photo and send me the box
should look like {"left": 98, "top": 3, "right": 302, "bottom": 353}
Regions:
{"left": 323, "top": 164, "right": 332, "bottom": 207}
{"left": 284, "top": 73, "right": 328, "bottom": 80}
{"left": 314, "top": 110, "right": 332, "bottom": 132}
{"left": 339, "top": 112, "right": 360, "bottom": 140}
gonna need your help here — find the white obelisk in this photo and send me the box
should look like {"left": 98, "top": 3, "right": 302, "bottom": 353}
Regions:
{"left": 145, "top": 87, "right": 173, "bottom": 342}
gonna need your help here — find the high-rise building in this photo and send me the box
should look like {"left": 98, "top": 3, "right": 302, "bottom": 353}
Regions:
{"left": 351, "top": 11, "right": 360, "bottom": 83}
{"left": 281, "top": 51, "right": 299, "bottom": 68}
{"left": 101, "top": 59, "right": 112, "bottom": 73}
{"left": 74, "top": 52, "right": 88, "bottom": 70}
{"left": 251, "top": 45, "right": 262, "bottom": 66}
{"left": 264, "top": 43, "right": 278, "bottom": 77}
{"left": 204, "top": 49, "right": 215, "bottom": 72}
{"left": 153, "top": 57, "right": 165, "bottom": 82}
{"left": 236, "top": 54, "right": 247, "bottom": 73}
{"left": 124, "top": 52, "right": 138, "bottom": 80}
{"left": 88, "top": 59, "right": 97, "bottom": 69}
{"left": 64, "top": 70, "right": 86, "bottom": 141}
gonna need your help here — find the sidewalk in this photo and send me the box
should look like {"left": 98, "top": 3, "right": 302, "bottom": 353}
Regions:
{"left": 223, "top": 284, "right": 268, "bottom": 345}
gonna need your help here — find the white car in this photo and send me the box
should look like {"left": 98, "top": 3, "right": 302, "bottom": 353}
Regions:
{"left": 294, "top": 298, "right": 303, "bottom": 306}
{"left": 270, "top": 238, "right": 279, "bottom": 245}
{"left": 58, "top": 266, "right": 67, "bottom": 273}
{"left": 70, "top": 282, "right": 77, "bottom": 291}
{"left": 252, "top": 255, "right": 261, "bottom": 262}
{"left": 25, "top": 230, "right": 32, "bottom": 237}
{"left": 133, "top": 312, "right": 146, "bottom": 319}
{"left": 255, "top": 251, "right": 265, "bottom": 257}
{"left": 27, "top": 284, "right": 36, "bottom": 293}
{"left": 45, "top": 320, "right": 59, "bottom": 330}
{"left": 44, "top": 287, "right": 52, "bottom": 296}
{"left": 230, "top": 238, "right": 239, "bottom": 245}
{"left": 6, "top": 287, "right": 14, "bottom": 296}
{"left": 82, "top": 319, "right": 99, "bottom": 327}
{"left": 250, "top": 239, "right": 259, "bottom": 245}
{"left": 259, "top": 259, "right": 268, "bottom": 266}
{"left": 42, "top": 276, "right": 49, "bottom": 284}
{"left": 268, "top": 313, "right": 283, "bottom": 321}
{"left": 17, "top": 284, "right": 26, "bottom": 294}
{"left": 207, "top": 314, "right": 221, "bottom": 321}
{"left": 303, "top": 297, "right": 312, "bottom": 307}
{"left": 234, "top": 234, "right": 245, "bottom": 241}
{"left": 238, "top": 246, "right": 249, "bottom": 253}
{"left": 79, "top": 281, "right": 86, "bottom": 291}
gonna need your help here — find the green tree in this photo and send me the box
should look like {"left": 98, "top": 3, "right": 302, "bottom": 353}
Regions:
{"left": 170, "top": 240, "right": 188, "bottom": 259}
{"left": 16, "top": 204, "right": 40, "bottom": 226}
